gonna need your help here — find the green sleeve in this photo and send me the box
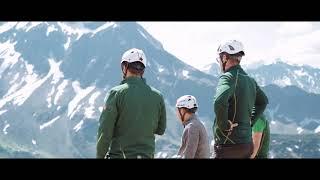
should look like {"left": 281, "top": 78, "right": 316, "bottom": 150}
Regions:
{"left": 251, "top": 81, "right": 268, "bottom": 125}
{"left": 214, "top": 74, "right": 234, "bottom": 131}
{"left": 155, "top": 95, "right": 166, "bottom": 135}
{"left": 96, "top": 90, "right": 118, "bottom": 158}
{"left": 252, "top": 117, "right": 266, "bottom": 132}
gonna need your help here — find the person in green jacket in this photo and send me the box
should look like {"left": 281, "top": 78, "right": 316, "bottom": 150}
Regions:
{"left": 213, "top": 40, "right": 268, "bottom": 158}
{"left": 250, "top": 114, "right": 270, "bottom": 159}
{"left": 96, "top": 48, "right": 167, "bottom": 159}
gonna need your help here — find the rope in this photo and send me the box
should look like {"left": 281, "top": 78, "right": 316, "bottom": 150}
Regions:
{"left": 223, "top": 69, "right": 239, "bottom": 144}
{"left": 120, "top": 144, "right": 126, "bottom": 159}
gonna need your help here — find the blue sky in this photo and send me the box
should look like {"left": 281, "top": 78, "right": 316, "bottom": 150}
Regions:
{"left": 139, "top": 22, "right": 320, "bottom": 69}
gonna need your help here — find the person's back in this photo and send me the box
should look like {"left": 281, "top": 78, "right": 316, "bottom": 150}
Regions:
{"left": 96, "top": 48, "right": 166, "bottom": 159}
{"left": 107, "top": 77, "right": 166, "bottom": 158}
{"left": 213, "top": 40, "right": 268, "bottom": 158}
{"left": 214, "top": 65, "right": 258, "bottom": 144}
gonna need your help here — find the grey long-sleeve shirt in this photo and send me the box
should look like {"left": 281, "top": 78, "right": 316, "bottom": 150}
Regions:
{"left": 177, "top": 114, "right": 210, "bottom": 158}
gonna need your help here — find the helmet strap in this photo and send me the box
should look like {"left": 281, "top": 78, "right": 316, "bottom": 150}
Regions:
{"left": 219, "top": 54, "right": 229, "bottom": 73}
{"left": 178, "top": 108, "right": 187, "bottom": 125}
{"left": 122, "top": 63, "right": 129, "bottom": 80}
{"left": 140, "top": 69, "right": 144, "bottom": 79}
{"left": 222, "top": 59, "right": 228, "bottom": 72}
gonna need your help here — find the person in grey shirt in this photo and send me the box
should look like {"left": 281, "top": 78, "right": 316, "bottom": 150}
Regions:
{"left": 175, "top": 95, "right": 210, "bottom": 158}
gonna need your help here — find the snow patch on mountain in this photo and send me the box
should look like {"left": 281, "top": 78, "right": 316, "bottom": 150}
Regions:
{"left": 159, "top": 67, "right": 164, "bottom": 73}
{"left": 15, "top": 22, "right": 42, "bottom": 32}
{"left": 273, "top": 76, "right": 292, "bottom": 87}
{"left": 46, "top": 87, "right": 55, "bottom": 108}
{"left": 91, "top": 22, "right": 115, "bottom": 36}
{"left": 64, "top": 37, "right": 71, "bottom": 50}
{"left": 73, "top": 120, "right": 83, "bottom": 132}
{"left": 49, "top": 59, "right": 63, "bottom": 84}
{"left": 84, "top": 91, "right": 101, "bottom": 119}
{"left": 0, "top": 58, "right": 64, "bottom": 109}
{"left": 40, "top": 116, "right": 60, "bottom": 130}
{"left": 46, "top": 25, "right": 58, "bottom": 36}
{"left": 182, "top": 70, "right": 190, "bottom": 79}
{"left": 0, "top": 41, "right": 21, "bottom": 76}
{"left": 9, "top": 73, "right": 20, "bottom": 85}
{"left": 3, "top": 124, "right": 10, "bottom": 135}
{"left": 315, "top": 125, "right": 320, "bottom": 134}
{"left": 0, "top": 110, "right": 7, "bottom": 116}
{"left": 297, "top": 127, "right": 304, "bottom": 134}
{"left": 54, "top": 80, "right": 69, "bottom": 105}
{"left": 294, "top": 69, "right": 308, "bottom": 77}
{"left": 0, "top": 22, "right": 18, "bottom": 33}
{"left": 57, "top": 22, "right": 91, "bottom": 40}
{"left": 68, "top": 81, "right": 95, "bottom": 118}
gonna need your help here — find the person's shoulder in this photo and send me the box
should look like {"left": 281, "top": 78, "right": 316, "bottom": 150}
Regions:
{"left": 184, "top": 122, "right": 194, "bottom": 131}
{"left": 221, "top": 65, "right": 244, "bottom": 79}
{"left": 149, "top": 86, "right": 164, "bottom": 98}
{"left": 185, "top": 122, "right": 201, "bottom": 135}
{"left": 110, "top": 83, "right": 129, "bottom": 92}
{"left": 188, "top": 118, "right": 203, "bottom": 129}
{"left": 109, "top": 84, "right": 129, "bottom": 93}
{"left": 221, "top": 71, "right": 234, "bottom": 78}
{"left": 218, "top": 71, "right": 235, "bottom": 84}
{"left": 195, "top": 118, "right": 207, "bottom": 129}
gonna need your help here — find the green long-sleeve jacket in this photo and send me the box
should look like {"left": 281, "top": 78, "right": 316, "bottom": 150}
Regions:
{"left": 96, "top": 77, "right": 166, "bottom": 158}
{"left": 213, "top": 65, "right": 268, "bottom": 145}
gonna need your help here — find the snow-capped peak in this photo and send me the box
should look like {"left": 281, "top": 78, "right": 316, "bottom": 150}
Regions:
{"left": 315, "top": 125, "right": 320, "bottom": 134}
{"left": 15, "top": 22, "right": 43, "bottom": 32}
{"left": 91, "top": 22, "right": 116, "bottom": 36}
{"left": 136, "top": 24, "right": 163, "bottom": 51}
{"left": 0, "top": 22, "right": 18, "bottom": 33}
{"left": 200, "top": 63, "right": 214, "bottom": 73}
{"left": 57, "top": 22, "right": 91, "bottom": 40}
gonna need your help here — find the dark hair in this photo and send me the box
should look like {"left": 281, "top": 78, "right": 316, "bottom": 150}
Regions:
{"left": 180, "top": 107, "right": 197, "bottom": 113}
{"left": 122, "top": 62, "right": 145, "bottom": 75}
{"left": 225, "top": 52, "right": 243, "bottom": 62}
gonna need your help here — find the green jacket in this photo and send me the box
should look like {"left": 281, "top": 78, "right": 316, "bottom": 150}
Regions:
{"left": 96, "top": 77, "right": 166, "bottom": 158}
{"left": 213, "top": 65, "right": 268, "bottom": 145}
{"left": 252, "top": 114, "right": 270, "bottom": 158}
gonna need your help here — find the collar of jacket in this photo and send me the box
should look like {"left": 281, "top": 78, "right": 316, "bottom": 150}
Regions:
{"left": 183, "top": 114, "right": 197, "bottom": 127}
{"left": 121, "top": 76, "right": 146, "bottom": 85}
{"left": 226, "top": 64, "right": 241, "bottom": 73}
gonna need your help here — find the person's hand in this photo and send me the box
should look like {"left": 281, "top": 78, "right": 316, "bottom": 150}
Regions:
{"left": 250, "top": 154, "right": 255, "bottom": 159}
{"left": 226, "top": 120, "right": 238, "bottom": 131}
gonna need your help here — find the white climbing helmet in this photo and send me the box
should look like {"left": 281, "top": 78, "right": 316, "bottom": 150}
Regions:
{"left": 121, "top": 48, "right": 147, "bottom": 67}
{"left": 176, "top": 95, "right": 198, "bottom": 109}
{"left": 217, "top": 40, "right": 245, "bottom": 56}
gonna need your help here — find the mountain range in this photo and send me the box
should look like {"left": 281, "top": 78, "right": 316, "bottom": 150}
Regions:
{"left": 0, "top": 22, "right": 319, "bottom": 158}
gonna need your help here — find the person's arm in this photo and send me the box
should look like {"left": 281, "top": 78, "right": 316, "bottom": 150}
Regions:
{"left": 251, "top": 132, "right": 263, "bottom": 159}
{"left": 155, "top": 95, "right": 166, "bottom": 135}
{"left": 251, "top": 81, "right": 268, "bottom": 125}
{"left": 214, "top": 74, "right": 234, "bottom": 131}
{"left": 251, "top": 118, "right": 266, "bottom": 159}
{"left": 96, "top": 90, "right": 118, "bottom": 158}
{"left": 182, "top": 126, "right": 199, "bottom": 158}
